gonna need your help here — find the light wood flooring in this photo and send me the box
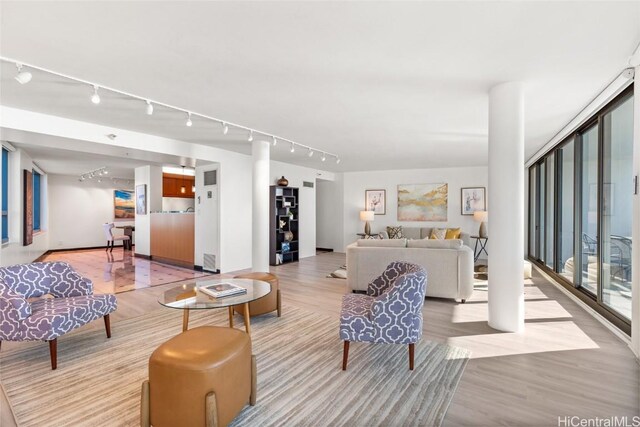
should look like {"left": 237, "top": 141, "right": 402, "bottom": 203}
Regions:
{"left": 1, "top": 252, "right": 638, "bottom": 426}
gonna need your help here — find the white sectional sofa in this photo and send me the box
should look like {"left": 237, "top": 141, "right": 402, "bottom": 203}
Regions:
{"left": 346, "top": 238, "right": 475, "bottom": 302}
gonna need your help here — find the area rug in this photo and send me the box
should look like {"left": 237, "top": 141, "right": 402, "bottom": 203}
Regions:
{"left": 0, "top": 306, "right": 470, "bottom": 427}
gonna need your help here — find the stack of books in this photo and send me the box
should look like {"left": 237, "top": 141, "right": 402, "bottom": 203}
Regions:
{"left": 199, "top": 282, "right": 247, "bottom": 298}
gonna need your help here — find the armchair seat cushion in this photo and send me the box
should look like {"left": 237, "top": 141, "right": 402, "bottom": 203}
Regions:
{"left": 23, "top": 294, "right": 117, "bottom": 341}
{"left": 339, "top": 294, "right": 376, "bottom": 342}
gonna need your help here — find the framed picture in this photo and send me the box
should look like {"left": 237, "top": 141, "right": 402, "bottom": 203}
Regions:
{"left": 114, "top": 190, "right": 135, "bottom": 220}
{"left": 461, "top": 187, "right": 486, "bottom": 215}
{"left": 136, "top": 184, "right": 147, "bottom": 215}
{"left": 397, "top": 183, "right": 448, "bottom": 221}
{"left": 365, "top": 189, "right": 386, "bottom": 215}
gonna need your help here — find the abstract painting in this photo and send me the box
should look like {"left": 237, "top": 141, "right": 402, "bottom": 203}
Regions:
{"left": 114, "top": 190, "right": 135, "bottom": 219}
{"left": 461, "top": 187, "right": 486, "bottom": 215}
{"left": 136, "top": 184, "right": 147, "bottom": 215}
{"left": 397, "top": 183, "right": 448, "bottom": 221}
{"left": 365, "top": 189, "right": 386, "bottom": 215}
{"left": 23, "top": 170, "right": 33, "bottom": 246}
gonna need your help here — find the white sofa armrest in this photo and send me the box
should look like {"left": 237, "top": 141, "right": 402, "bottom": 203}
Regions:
{"left": 457, "top": 246, "right": 475, "bottom": 301}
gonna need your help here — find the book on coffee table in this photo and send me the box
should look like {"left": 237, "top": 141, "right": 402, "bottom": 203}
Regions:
{"left": 199, "top": 282, "right": 247, "bottom": 298}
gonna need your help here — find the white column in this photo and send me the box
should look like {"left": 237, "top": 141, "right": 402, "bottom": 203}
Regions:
{"left": 488, "top": 82, "right": 525, "bottom": 333}
{"left": 631, "top": 66, "right": 640, "bottom": 359}
{"left": 252, "top": 140, "right": 270, "bottom": 272}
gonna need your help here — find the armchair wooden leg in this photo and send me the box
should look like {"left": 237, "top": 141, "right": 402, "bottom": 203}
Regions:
{"left": 110, "top": 241, "right": 114, "bottom": 252}
{"left": 250, "top": 355, "right": 257, "bottom": 406}
{"left": 140, "top": 380, "right": 150, "bottom": 427}
{"left": 277, "top": 289, "right": 282, "bottom": 317}
{"left": 104, "top": 314, "right": 112, "bottom": 338}
{"left": 342, "top": 341, "right": 350, "bottom": 371}
{"left": 49, "top": 339, "right": 57, "bottom": 370}
{"left": 205, "top": 391, "right": 219, "bottom": 427}
{"left": 105, "top": 241, "right": 110, "bottom": 252}
{"left": 408, "top": 343, "right": 415, "bottom": 371}
{"left": 461, "top": 299, "right": 466, "bottom": 303}
{"left": 228, "top": 306, "right": 234, "bottom": 328}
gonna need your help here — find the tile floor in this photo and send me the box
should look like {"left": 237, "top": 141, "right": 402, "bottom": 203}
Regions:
{"left": 42, "top": 248, "right": 211, "bottom": 294}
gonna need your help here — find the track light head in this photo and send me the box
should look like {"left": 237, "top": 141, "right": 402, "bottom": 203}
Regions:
{"left": 321, "top": 153, "right": 326, "bottom": 162}
{"left": 14, "top": 63, "right": 32, "bottom": 84}
{"left": 290, "top": 143, "right": 295, "bottom": 153}
{"left": 272, "top": 136, "right": 277, "bottom": 146}
{"left": 186, "top": 112, "right": 193, "bottom": 127}
{"left": 308, "top": 149, "right": 314, "bottom": 157}
{"left": 248, "top": 130, "right": 254, "bottom": 142}
{"left": 146, "top": 100, "right": 154, "bottom": 115}
{"left": 223, "top": 122, "right": 229, "bottom": 135}
{"left": 103, "top": 169, "right": 108, "bottom": 175}
{"left": 336, "top": 157, "right": 341, "bottom": 164}
{"left": 91, "top": 85, "right": 101, "bottom": 104}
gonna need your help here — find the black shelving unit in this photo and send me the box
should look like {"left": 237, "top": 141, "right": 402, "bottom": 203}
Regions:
{"left": 270, "top": 185, "right": 299, "bottom": 266}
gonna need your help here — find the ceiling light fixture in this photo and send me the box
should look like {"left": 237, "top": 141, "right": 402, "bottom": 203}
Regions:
{"left": 321, "top": 153, "right": 326, "bottom": 162}
{"left": 307, "top": 149, "right": 314, "bottom": 157}
{"left": 2, "top": 57, "right": 340, "bottom": 166}
{"left": 14, "top": 63, "right": 32, "bottom": 84}
{"left": 248, "top": 130, "right": 254, "bottom": 142}
{"left": 180, "top": 166, "right": 186, "bottom": 194}
{"left": 91, "top": 85, "right": 101, "bottom": 104}
{"left": 290, "top": 143, "right": 295, "bottom": 153}
{"left": 336, "top": 157, "right": 341, "bottom": 164}
{"left": 78, "top": 166, "right": 108, "bottom": 182}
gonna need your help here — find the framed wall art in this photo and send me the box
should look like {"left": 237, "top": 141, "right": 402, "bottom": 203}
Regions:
{"left": 365, "top": 189, "right": 386, "bottom": 215}
{"left": 461, "top": 187, "right": 486, "bottom": 215}
{"left": 397, "top": 183, "right": 448, "bottom": 221}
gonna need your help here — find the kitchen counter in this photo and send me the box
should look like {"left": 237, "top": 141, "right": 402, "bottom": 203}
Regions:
{"left": 150, "top": 212, "right": 194, "bottom": 267}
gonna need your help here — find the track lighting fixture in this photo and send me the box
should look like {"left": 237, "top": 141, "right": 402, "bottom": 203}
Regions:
{"left": 3, "top": 57, "right": 340, "bottom": 166}
{"left": 336, "top": 157, "right": 341, "bottom": 164}
{"left": 321, "top": 153, "right": 326, "bottom": 162}
{"left": 14, "top": 63, "right": 32, "bottom": 84}
{"left": 91, "top": 85, "right": 101, "bottom": 104}
{"left": 78, "top": 167, "right": 108, "bottom": 182}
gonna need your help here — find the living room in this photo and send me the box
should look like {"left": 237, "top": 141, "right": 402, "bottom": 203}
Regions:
{"left": 0, "top": 1, "right": 639, "bottom": 426}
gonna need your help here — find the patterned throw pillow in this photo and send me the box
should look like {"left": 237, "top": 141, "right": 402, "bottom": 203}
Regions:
{"left": 430, "top": 228, "right": 446, "bottom": 240}
{"left": 387, "top": 226, "right": 404, "bottom": 239}
{"left": 445, "top": 228, "right": 461, "bottom": 239}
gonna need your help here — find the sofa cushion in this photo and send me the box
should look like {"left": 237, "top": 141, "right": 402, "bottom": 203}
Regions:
{"left": 445, "top": 228, "right": 462, "bottom": 239}
{"left": 430, "top": 228, "right": 447, "bottom": 240}
{"left": 401, "top": 228, "right": 421, "bottom": 240}
{"left": 357, "top": 238, "right": 407, "bottom": 248}
{"left": 407, "top": 239, "right": 462, "bottom": 249}
{"left": 386, "top": 226, "right": 404, "bottom": 239}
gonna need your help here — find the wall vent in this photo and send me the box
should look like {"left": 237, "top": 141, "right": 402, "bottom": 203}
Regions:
{"left": 303, "top": 181, "right": 314, "bottom": 188}
{"left": 203, "top": 253, "right": 216, "bottom": 272}
{"left": 204, "top": 170, "right": 217, "bottom": 186}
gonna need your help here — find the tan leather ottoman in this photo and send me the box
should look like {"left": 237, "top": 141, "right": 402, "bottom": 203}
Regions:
{"left": 141, "top": 326, "right": 256, "bottom": 427}
{"left": 233, "top": 272, "right": 281, "bottom": 317}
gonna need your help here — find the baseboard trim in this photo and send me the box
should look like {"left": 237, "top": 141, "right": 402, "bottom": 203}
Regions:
{"left": 134, "top": 253, "right": 152, "bottom": 260}
{"left": 316, "top": 247, "right": 334, "bottom": 252}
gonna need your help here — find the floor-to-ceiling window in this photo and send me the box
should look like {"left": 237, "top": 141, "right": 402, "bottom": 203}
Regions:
{"left": 527, "top": 85, "right": 633, "bottom": 333}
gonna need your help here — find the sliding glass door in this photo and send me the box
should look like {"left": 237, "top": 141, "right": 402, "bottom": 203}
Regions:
{"left": 527, "top": 85, "right": 634, "bottom": 333}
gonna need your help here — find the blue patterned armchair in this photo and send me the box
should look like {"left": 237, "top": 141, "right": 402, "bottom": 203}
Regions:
{"left": 339, "top": 261, "right": 427, "bottom": 370}
{"left": 0, "top": 261, "right": 117, "bottom": 370}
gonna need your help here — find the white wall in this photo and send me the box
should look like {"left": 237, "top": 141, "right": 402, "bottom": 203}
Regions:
{"left": 194, "top": 164, "right": 219, "bottom": 270}
{"left": 48, "top": 174, "right": 134, "bottom": 250}
{"left": 1, "top": 147, "right": 49, "bottom": 266}
{"left": 341, "top": 166, "right": 488, "bottom": 250}
{"left": 270, "top": 160, "right": 335, "bottom": 259}
{"left": 317, "top": 174, "right": 344, "bottom": 251}
{"left": 134, "top": 165, "right": 162, "bottom": 257}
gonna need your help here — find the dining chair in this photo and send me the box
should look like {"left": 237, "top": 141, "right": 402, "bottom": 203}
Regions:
{"left": 102, "top": 223, "right": 131, "bottom": 252}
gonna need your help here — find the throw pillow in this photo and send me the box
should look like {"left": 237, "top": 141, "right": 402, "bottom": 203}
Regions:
{"left": 430, "top": 227, "right": 446, "bottom": 240}
{"left": 387, "top": 226, "right": 404, "bottom": 239}
{"left": 445, "top": 228, "right": 461, "bottom": 239}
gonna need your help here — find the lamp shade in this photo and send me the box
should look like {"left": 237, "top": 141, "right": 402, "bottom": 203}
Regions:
{"left": 473, "top": 211, "right": 488, "bottom": 222}
{"left": 360, "top": 211, "right": 375, "bottom": 221}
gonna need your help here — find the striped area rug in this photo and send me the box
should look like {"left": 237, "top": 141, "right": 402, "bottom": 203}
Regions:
{"left": 0, "top": 306, "right": 470, "bottom": 427}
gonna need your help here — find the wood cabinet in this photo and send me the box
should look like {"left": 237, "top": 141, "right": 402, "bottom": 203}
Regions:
{"left": 270, "top": 186, "right": 299, "bottom": 266}
{"left": 150, "top": 213, "right": 195, "bottom": 267}
{"left": 162, "top": 173, "right": 195, "bottom": 198}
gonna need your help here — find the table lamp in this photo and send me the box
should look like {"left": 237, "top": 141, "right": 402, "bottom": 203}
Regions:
{"left": 360, "top": 210, "right": 375, "bottom": 235}
{"left": 473, "top": 210, "right": 488, "bottom": 238}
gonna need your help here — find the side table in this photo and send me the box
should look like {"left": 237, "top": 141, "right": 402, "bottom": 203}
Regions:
{"left": 471, "top": 235, "right": 488, "bottom": 262}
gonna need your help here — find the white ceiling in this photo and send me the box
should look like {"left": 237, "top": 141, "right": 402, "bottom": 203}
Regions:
{"left": 1, "top": 1, "right": 639, "bottom": 172}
